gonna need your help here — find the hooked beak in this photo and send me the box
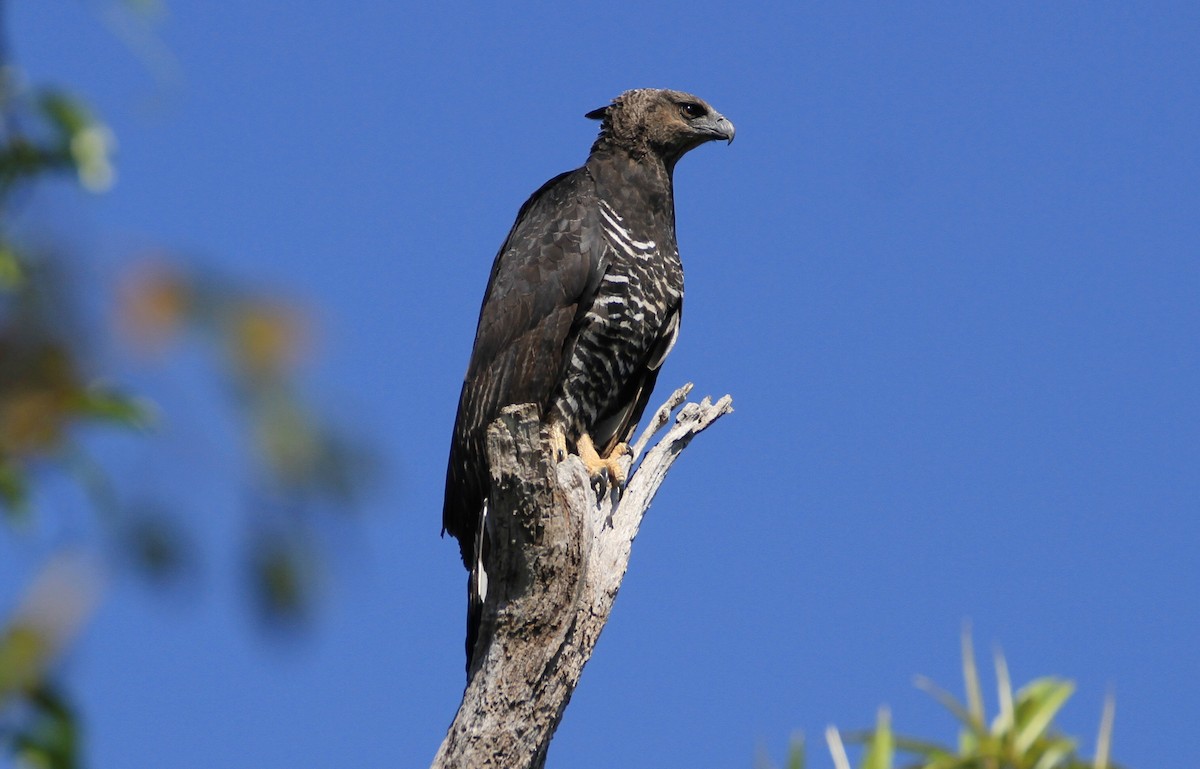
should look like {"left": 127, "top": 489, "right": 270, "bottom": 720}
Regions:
{"left": 700, "top": 112, "right": 736, "bottom": 144}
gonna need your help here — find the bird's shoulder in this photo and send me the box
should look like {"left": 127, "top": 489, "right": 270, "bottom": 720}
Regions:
{"left": 467, "top": 166, "right": 607, "bottom": 377}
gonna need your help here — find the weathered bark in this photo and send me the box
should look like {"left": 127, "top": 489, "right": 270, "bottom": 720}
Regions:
{"left": 432, "top": 384, "right": 733, "bottom": 769}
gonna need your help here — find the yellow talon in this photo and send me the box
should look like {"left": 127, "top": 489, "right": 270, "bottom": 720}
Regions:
{"left": 577, "top": 433, "right": 628, "bottom": 487}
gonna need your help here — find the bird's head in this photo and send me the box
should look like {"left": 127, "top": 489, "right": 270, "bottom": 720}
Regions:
{"left": 586, "top": 88, "right": 735, "bottom": 169}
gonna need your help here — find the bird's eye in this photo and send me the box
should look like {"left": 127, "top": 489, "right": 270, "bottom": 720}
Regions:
{"left": 680, "top": 102, "right": 707, "bottom": 119}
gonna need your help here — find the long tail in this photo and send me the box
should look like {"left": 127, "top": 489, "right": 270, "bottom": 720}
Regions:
{"left": 464, "top": 500, "right": 489, "bottom": 674}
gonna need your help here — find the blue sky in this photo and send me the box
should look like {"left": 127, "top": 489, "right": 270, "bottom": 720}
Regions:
{"left": 2, "top": 2, "right": 1198, "bottom": 767}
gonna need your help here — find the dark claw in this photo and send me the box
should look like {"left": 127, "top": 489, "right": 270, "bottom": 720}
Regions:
{"left": 592, "top": 467, "right": 610, "bottom": 497}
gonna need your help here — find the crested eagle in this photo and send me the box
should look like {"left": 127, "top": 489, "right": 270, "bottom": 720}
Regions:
{"left": 443, "top": 88, "right": 734, "bottom": 668}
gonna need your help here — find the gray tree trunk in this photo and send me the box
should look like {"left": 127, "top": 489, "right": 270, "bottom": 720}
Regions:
{"left": 431, "top": 384, "right": 733, "bottom": 769}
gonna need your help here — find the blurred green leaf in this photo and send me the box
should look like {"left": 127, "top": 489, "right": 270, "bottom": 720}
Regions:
{"left": 862, "top": 708, "right": 893, "bottom": 769}
{"left": 70, "top": 386, "right": 157, "bottom": 430}
{"left": 0, "top": 138, "right": 65, "bottom": 190}
{"left": 1031, "top": 736, "right": 1077, "bottom": 769}
{"left": 786, "top": 734, "right": 805, "bottom": 769}
{"left": 69, "top": 124, "right": 117, "bottom": 192}
{"left": 254, "top": 393, "right": 320, "bottom": 482}
{"left": 37, "top": 92, "right": 91, "bottom": 136}
{"left": 0, "top": 244, "right": 24, "bottom": 291}
{"left": 250, "top": 540, "right": 314, "bottom": 624}
{"left": 890, "top": 735, "right": 954, "bottom": 760}
{"left": 36, "top": 90, "right": 116, "bottom": 192}
{"left": 0, "top": 624, "right": 47, "bottom": 697}
{"left": 0, "top": 457, "right": 30, "bottom": 518}
{"left": 992, "top": 648, "right": 1015, "bottom": 736}
{"left": 11, "top": 684, "right": 80, "bottom": 769}
{"left": 1013, "top": 678, "right": 1075, "bottom": 754}
{"left": 960, "top": 626, "right": 985, "bottom": 730}
{"left": 1094, "top": 693, "right": 1115, "bottom": 769}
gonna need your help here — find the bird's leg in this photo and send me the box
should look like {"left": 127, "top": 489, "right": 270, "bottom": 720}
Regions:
{"left": 547, "top": 422, "right": 569, "bottom": 463}
{"left": 602, "top": 442, "right": 631, "bottom": 462}
{"left": 577, "top": 433, "right": 628, "bottom": 489}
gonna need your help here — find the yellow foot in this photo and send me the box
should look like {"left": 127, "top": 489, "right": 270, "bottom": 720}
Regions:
{"left": 548, "top": 422, "right": 568, "bottom": 463}
{"left": 577, "top": 433, "right": 628, "bottom": 488}
{"left": 607, "top": 442, "right": 631, "bottom": 461}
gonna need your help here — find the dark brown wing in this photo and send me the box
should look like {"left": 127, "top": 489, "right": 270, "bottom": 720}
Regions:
{"left": 442, "top": 167, "right": 606, "bottom": 565}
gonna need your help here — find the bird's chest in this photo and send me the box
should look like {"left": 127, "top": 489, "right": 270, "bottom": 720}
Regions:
{"left": 592, "top": 201, "right": 682, "bottom": 332}
{"left": 551, "top": 201, "right": 681, "bottom": 429}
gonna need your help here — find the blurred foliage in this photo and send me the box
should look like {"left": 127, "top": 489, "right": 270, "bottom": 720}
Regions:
{"left": 1, "top": 2, "right": 372, "bottom": 766}
{"left": 761, "top": 629, "right": 1121, "bottom": 769}
{"left": 116, "top": 258, "right": 370, "bottom": 504}
{"left": 0, "top": 556, "right": 100, "bottom": 768}
{"left": 6, "top": 685, "right": 81, "bottom": 769}
{"left": 0, "top": 244, "right": 155, "bottom": 522}
{"left": 0, "top": 88, "right": 116, "bottom": 195}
